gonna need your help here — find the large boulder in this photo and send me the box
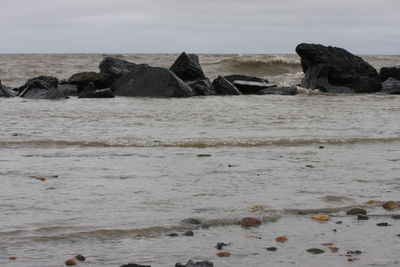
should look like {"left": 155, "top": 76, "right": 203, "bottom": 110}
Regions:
{"left": 186, "top": 78, "right": 215, "bottom": 96}
{"left": 212, "top": 76, "right": 241, "bottom": 95}
{"left": 380, "top": 66, "right": 400, "bottom": 82}
{"left": 381, "top": 78, "right": 400, "bottom": 94}
{"left": 231, "top": 80, "right": 276, "bottom": 94}
{"left": 112, "top": 64, "right": 193, "bottom": 97}
{"left": 68, "top": 71, "right": 112, "bottom": 91}
{"left": 170, "top": 52, "right": 205, "bottom": 80}
{"left": 18, "top": 76, "right": 66, "bottom": 99}
{"left": 296, "top": 43, "right": 381, "bottom": 93}
{"left": 0, "top": 81, "right": 17, "bottom": 97}
{"left": 99, "top": 57, "right": 147, "bottom": 81}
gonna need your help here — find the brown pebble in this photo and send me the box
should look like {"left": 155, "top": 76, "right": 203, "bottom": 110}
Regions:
{"left": 275, "top": 236, "right": 288, "bottom": 243}
{"left": 346, "top": 208, "right": 367, "bottom": 215}
{"left": 65, "top": 259, "right": 77, "bottom": 266}
{"left": 383, "top": 201, "right": 398, "bottom": 210}
{"left": 266, "top": 247, "right": 278, "bottom": 251}
{"left": 347, "top": 257, "right": 359, "bottom": 262}
{"left": 8, "top": 257, "right": 17, "bottom": 260}
{"left": 311, "top": 215, "right": 330, "bottom": 221}
{"left": 240, "top": 217, "right": 262, "bottom": 228}
{"left": 327, "top": 245, "right": 339, "bottom": 252}
{"left": 36, "top": 177, "right": 48, "bottom": 182}
{"left": 216, "top": 251, "right": 231, "bottom": 257}
{"left": 75, "top": 254, "right": 86, "bottom": 261}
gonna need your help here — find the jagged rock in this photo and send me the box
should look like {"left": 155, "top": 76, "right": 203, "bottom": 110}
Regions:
{"left": 170, "top": 52, "right": 205, "bottom": 80}
{"left": 224, "top": 74, "right": 268, "bottom": 84}
{"left": 78, "top": 86, "right": 115, "bottom": 98}
{"left": 212, "top": 76, "right": 241, "bottom": 95}
{"left": 0, "top": 81, "right": 17, "bottom": 97}
{"left": 112, "top": 64, "right": 193, "bottom": 97}
{"left": 186, "top": 78, "right": 215, "bottom": 96}
{"left": 257, "top": 86, "right": 298, "bottom": 95}
{"left": 381, "top": 78, "right": 400, "bottom": 94}
{"left": 232, "top": 80, "right": 276, "bottom": 94}
{"left": 296, "top": 43, "right": 381, "bottom": 93}
{"left": 380, "top": 66, "right": 400, "bottom": 82}
{"left": 19, "top": 76, "right": 59, "bottom": 94}
{"left": 21, "top": 88, "right": 67, "bottom": 99}
{"left": 58, "top": 83, "right": 78, "bottom": 96}
{"left": 68, "top": 71, "right": 112, "bottom": 90}
{"left": 175, "top": 260, "right": 214, "bottom": 267}
{"left": 99, "top": 57, "right": 147, "bottom": 81}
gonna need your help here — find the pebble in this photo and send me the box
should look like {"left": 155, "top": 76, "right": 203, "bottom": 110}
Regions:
{"left": 275, "top": 236, "right": 288, "bottom": 243}
{"left": 215, "top": 242, "right": 229, "bottom": 250}
{"left": 8, "top": 257, "right": 17, "bottom": 260}
{"left": 319, "top": 146, "right": 325, "bottom": 149}
{"left": 347, "top": 250, "right": 362, "bottom": 255}
{"left": 327, "top": 245, "right": 339, "bottom": 252}
{"left": 175, "top": 260, "right": 213, "bottom": 267}
{"left": 65, "top": 259, "right": 77, "bottom": 266}
{"left": 392, "top": 215, "right": 400, "bottom": 220}
{"left": 335, "top": 221, "right": 343, "bottom": 224}
{"left": 183, "top": 231, "right": 194, "bottom": 236}
{"left": 216, "top": 251, "right": 231, "bottom": 257}
{"left": 357, "top": 215, "right": 369, "bottom": 220}
{"left": 240, "top": 217, "right": 262, "bottom": 228}
{"left": 311, "top": 215, "right": 330, "bottom": 221}
{"left": 181, "top": 218, "right": 201, "bottom": 225}
{"left": 36, "top": 177, "right": 48, "bottom": 182}
{"left": 266, "top": 247, "right": 278, "bottom": 251}
{"left": 306, "top": 248, "right": 325, "bottom": 254}
{"left": 377, "top": 222, "right": 391, "bottom": 227}
{"left": 346, "top": 208, "right": 367, "bottom": 215}
{"left": 168, "top": 233, "right": 179, "bottom": 237}
{"left": 305, "top": 165, "right": 315, "bottom": 168}
{"left": 75, "top": 254, "right": 86, "bottom": 261}
{"left": 347, "top": 257, "right": 359, "bottom": 262}
{"left": 197, "top": 154, "right": 211, "bottom": 157}
{"left": 383, "top": 201, "right": 398, "bottom": 210}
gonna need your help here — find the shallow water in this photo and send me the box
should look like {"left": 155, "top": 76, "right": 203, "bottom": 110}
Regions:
{"left": 0, "top": 54, "right": 400, "bottom": 266}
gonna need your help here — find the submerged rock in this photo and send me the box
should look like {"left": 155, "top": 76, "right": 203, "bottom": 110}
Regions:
{"left": 257, "top": 86, "right": 298, "bottom": 95}
{"left": 212, "top": 76, "right": 241, "bottom": 95}
{"left": 232, "top": 80, "right": 276, "bottom": 94}
{"left": 99, "top": 57, "right": 144, "bottom": 81}
{"left": 112, "top": 65, "right": 193, "bottom": 97}
{"left": 170, "top": 52, "right": 205, "bottom": 80}
{"left": 382, "top": 78, "right": 400, "bottom": 94}
{"left": 296, "top": 43, "right": 381, "bottom": 93}
{"left": 175, "top": 260, "right": 213, "bottom": 267}
{"left": 380, "top": 66, "right": 400, "bottom": 82}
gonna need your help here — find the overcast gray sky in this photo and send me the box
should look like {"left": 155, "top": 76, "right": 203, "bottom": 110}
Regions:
{"left": 0, "top": 0, "right": 399, "bottom": 54}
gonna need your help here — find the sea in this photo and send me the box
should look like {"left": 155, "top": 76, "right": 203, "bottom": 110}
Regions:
{"left": 0, "top": 53, "right": 399, "bottom": 267}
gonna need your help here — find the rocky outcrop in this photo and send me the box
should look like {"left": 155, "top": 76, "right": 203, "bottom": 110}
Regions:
{"left": 257, "top": 86, "right": 298, "bottom": 95}
{"left": 99, "top": 57, "right": 146, "bottom": 81}
{"left": 112, "top": 64, "right": 193, "bottom": 97}
{"left": 212, "top": 76, "right": 241, "bottom": 95}
{"left": 170, "top": 52, "right": 205, "bottom": 80}
{"left": 296, "top": 43, "right": 381, "bottom": 93}
{"left": 0, "top": 81, "right": 17, "bottom": 97}
{"left": 18, "top": 76, "right": 67, "bottom": 99}
{"left": 68, "top": 71, "right": 112, "bottom": 91}
{"left": 382, "top": 78, "right": 400, "bottom": 94}
{"left": 175, "top": 260, "right": 214, "bottom": 267}
{"left": 231, "top": 80, "right": 276, "bottom": 94}
{"left": 380, "top": 66, "right": 400, "bottom": 82}
{"left": 186, "top": 78, "right": 215, "bottom": 96}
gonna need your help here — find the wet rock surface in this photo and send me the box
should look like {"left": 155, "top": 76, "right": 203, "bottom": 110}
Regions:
{"left": 231, "top": 80, "right": 276, "bottom": 94}
{"left": 170, "top": 52, "right": 205, "bottom": 81}
{"left": 175, "top": 260, "right": 214, "bottom": 267}
{"left": 212, "top": 76, "right": 241, "bottom": 95}
{"left": 381, "top": 78, "right": 400, "bottom": 94}
{"left": 99, "top": 57, "right": 144, "bottom": 81}
{"left": 257, "top": 86, "right": 298, "bottom": 95}
{"left": 380, "top": 66, "right": 400, "bottom": 82}
{"left": 78, "top": 87, "right": 115, "bottom": 98}
{"left": 68, "top": 71, "right": 113, "bottom": 90}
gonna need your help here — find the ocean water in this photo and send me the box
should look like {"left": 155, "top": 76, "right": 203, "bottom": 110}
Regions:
{"left": 0, "top": 54, "right": 400, "bottom": 267}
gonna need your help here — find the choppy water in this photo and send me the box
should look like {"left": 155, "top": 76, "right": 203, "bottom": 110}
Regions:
{"left": 0, "top": 54, "right": 400, "bottom": 267}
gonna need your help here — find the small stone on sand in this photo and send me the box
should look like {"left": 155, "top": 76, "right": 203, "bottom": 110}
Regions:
{"left": 383, "top": 201, "right": 398, "bottom": 210}
{"left": 240, "top": 217, "right": 262, "bottom": 228}
{"left": 75, "top": 254, "right": 86, "bottom": 261}
{"left": 307, "top": 248, "right": 325, "bottom": 254}
{"left": 216, "top": 251, "right": 231, "bottom": 257}
{"left": 266, "top": 247, "right": 278, "bottom": 251}
{"left": 8, "top": 257, "right": 17, "bottom": 260}
{"left": 377, "top": 222, "right": 391, "bottom": 227}
{"left": 311, "top": 215, "right": 330, "bottom": 221}
{"left": 275, "top": 236, "right": 288, "bottom": 243}
{"left": 346, "top": 208, "right": 367, "bottom": 215}
{"left": 357, "top": 215, "right": 369, "bottom": 220}
{"left": 183, "top": 231, "right": 194, "bottom": 236}
{"left": 65, "top": 259, "right": 77, "bottom": 266}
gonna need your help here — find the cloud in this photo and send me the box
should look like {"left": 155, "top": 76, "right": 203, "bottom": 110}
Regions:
{"left": 0, "top": 0, "right": 399, "bottom": 53}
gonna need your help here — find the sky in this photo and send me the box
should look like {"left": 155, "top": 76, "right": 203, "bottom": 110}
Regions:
{"left": 0, "top": 0, "right": 399, "bottom": 54}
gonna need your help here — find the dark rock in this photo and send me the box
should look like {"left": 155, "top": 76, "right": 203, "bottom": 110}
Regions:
{"left": 181, "top": 218, "right": 202, "bottom": 225}
{"left": 266, "top": 247, "right": 278, "bottom": 251}
{"left": 168, "top": 233, "right": 179, "bottom": 237}
{"left": 19, "top": 76, "right": 59, "bottom": 97}
{"left": 112, "top": 65, "right": 193, "bottom": 97}
{"left": 306, "top": 248, "right": 325, "bottom": 254}
{"left": 357, "top": 215, "right": 369, "bottom": 220}
{"left": 175, "top": 260, "right": 213, "bottom": 267}
{"left": 170, "top": 52, "right": 205, "bottom": 80}
{"left": 257, "top": 86, "right": 298, "bottom": 95}
{"left": 224, "top": 74, "right": 268, "bottom": 84}
{"left": 346, "top": 208, "right": 367, "bottom": 215}
{"left": 347, "top": 250, "right": 362, "bottom": 255}
{"left": 99, "top": 56, "right": 147, "bottom": 81}
{"left": 0, "top": 81, "right": 17, "bottom": 97}
{"left": 296, "top": 43, "right": 381, "bottom": 93}
{"left": 57, "top": 83, "right": 78, "bottom": 96}
{"left": 380, "top": 66, "right": 400, "bottom": 82}
{"left": 78, "top": 86, "right": 115, "bottom": 98}
{"left": 377, "top": 222, "right": 391, "bottom": 227}
{"left": 232, "top": 80, "right": 277, "bottom": 94}
{"left": 75, "top": 255, "right": 85, "bottom": 261}
{"left": 215, "top": 242, "right": 229, "bottom": 250}
{"left": 183, "top": 231, "right": 194, "bottom": 236}
{"left": 21, "top": 88, "right": 67, "bottom": 99}
{"left": 212, "top": 76, "right": 241, "bottom": 95}
{"left": 120, "top": 264, "right": 151, "bottom": 267}
{"left": 68, "top": 71, "right": 112, "bottom": 90}
{"left": 391, "top": 215, "right": 400, "bottom": 220}
{"left": 382, "top": 78, "right": 400, "bottom": 94}
{"left": 186, "top": 78, "right": 215, "bottom": 96}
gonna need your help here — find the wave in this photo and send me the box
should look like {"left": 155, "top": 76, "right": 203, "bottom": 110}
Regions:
{"left": 203, "top": 56, "right": 302, "bottom": 77}
{"left": 1, "top": 137, "right": 400, "bottom": 148}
